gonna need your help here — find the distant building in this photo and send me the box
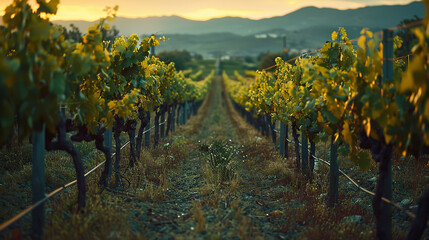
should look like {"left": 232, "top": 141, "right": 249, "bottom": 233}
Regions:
{"left": 231, "top": 55, "right": 247, "bottom": 61}
{"left": 255, "top": 33, "right": 279, "bottom": 39}
{"left": 255, "top": 34, "right": 267, "bottom": 39}
{"left": 220, "top": 55, "right": 230, "bottom": 61}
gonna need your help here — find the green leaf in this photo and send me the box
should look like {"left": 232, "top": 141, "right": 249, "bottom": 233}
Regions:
{"left": 50, "top": 71, "right": 65, "bottom": 96}
{"left": 304, "top": 99, "right": 315, "bottom": 110}
{"left": 7, "top": 58, "right": 20, "bottom": 71}
{"left": 338, "top": 143, "right": 350, "bottom": 157}
{"left": 321, "top": 108, "right": 338, "bottom": 124}
{"left": 29, "top": 19, "right": 51, "bottom": 41}
{"left": 78, "top": 91, "right": 86, "bottom": 100}
{"left": 352, "top": 151, "right": 372, "bottom": 170}
{"left": 37, "top": 0, "right": 59, "bottom": 14}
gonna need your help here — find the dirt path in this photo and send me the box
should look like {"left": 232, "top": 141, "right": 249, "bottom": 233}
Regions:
{"left": 82, "top": 75, "right": 389, "bottom": 240}
{"left": 116, "top": 77, "right": 292, "bottom": 239}
{"left": 109, "top": 74, "right": 389, "bottom": 240}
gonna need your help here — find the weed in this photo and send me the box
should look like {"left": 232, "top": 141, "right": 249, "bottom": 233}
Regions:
{"left": 200, "top": 140, "right": 238, "bottom": 183}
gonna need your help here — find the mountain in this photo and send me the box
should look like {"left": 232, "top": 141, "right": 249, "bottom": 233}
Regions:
{"left": 0, "top": 1, "right": 410, "bottom": 58}
{"left": 155, "top": 26, "right": 368, "bottom": 59}
{"left": 53, "top": 1, "right": 424, "bottom": 36}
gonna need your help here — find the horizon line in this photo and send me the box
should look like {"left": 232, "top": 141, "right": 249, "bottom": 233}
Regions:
{"left": 48, "top": 1, "right": 419, "bottom": 23}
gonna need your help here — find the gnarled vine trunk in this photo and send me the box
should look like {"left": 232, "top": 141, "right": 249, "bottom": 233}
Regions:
{"left": 124, "top": 119, "right": 137, "bottom": 168}
{"left": 96, "top": 129, "right": 112, "bottom": 188}
{"left": 309, "top": 138, "right": 316, "bottom": 180}
{"left": 136, "top": 109, "right": 150, "bottom": 160}
{"left": 372, "top": 144, "right": 393, "bottom": 240}
{"left": 405, "top": 187, "right": 429, "bottom": 240}
{"left": 267, "top": 114, "right": 276, "bottom": 144}
{"left": 171, "top": 102, "right": 177, "bottom": 132}
{"left": 113, "top": 116, "right": 124, "bottom": 185}
{"left": 359, "top": 129, "right": 392, "bottom": 240}
{"left": 292, "top": 120, "right": 300, "bottom": 169}
{"left": 328, "top": 134, "right": 338, "bottom": 207}
{"left": 154, "top": 107, "right": 160, "bottom": 147}
{"left": 166, "top": 104, "right": 172, "bottom": 137}
{"left": 46, "top": 113, "right": 85, "bottom": 209}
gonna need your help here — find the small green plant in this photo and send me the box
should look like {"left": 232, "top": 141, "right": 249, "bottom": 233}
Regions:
{"left": 201, "top": 140, "right": 238, "bottom": 182}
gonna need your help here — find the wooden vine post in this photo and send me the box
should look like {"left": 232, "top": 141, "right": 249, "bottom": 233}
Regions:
{"left": 328, "top": 133, "right": 339, "bottom": 207}
{"left": 143, "top": 38, "right": 156, "bottom": 148}
{"left": 104, "top": 129, "right": 113, "bottom": 179}
{"left": 378, "top": 28, "right": 393, "bottom": 240}
{"left": 279, "top": 37, "right": 289, "bottom": 159}
{"left": 171, "top": 103, "right": 176, "bottom": 132}
{"left": 301, "top": 132, "right": 308, "bottom": 175}
{"left": 32, "top": 125, "right": 46, "bottom": 239}
{"left": 145, "top": 112, "right": 151, "bottom": 148}
{"left": 160, "top": 106, "right": 165, "bottom": 139}
{"left": 154, "top": 108, "right": 160, "bottom": 147}
{"left": 186, "top": 101, "right": 190, "bottom": 122}
{"left": 292, "top": 120, "right": 301, "bottom": 169}
{"left": 284, "top": 123, "right": 289, "bottom": 159}
{"left": 183, "top": 102, "right": 187, "bottom": 125}
{"left": 279, "top": 122, "right": 285, "bottom": 156}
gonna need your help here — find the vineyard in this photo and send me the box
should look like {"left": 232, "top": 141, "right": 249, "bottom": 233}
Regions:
{"left": 1, "top": 0, "right": 429, "bottom": 239}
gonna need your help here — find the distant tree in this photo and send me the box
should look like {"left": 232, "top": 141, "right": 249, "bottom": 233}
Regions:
{"left": 157, "top": 50, "right": 192, "bottom": 70}
{"left": 259, "top": 52, "right": 283, "bottom": 71}
{"left": 101, "top": 25, "right": 120, "bottom": 50}
{"left": 257, "top": 51, "right": 269, "bottom": 62}
{"left": 193, "top": 53, "right": 203, "bottom": 60}
{"left": 259, "top": 51, "right": 300, "bottom": 71}
{"left": 57, "top": 23, "right": 119, "bottom": 48}
{"left": 395, "top": 15, "right": 421, "bottom": 59}
{"left": 244, "top": 56, "right": 254, "bottom": 63}
{"left": 67, "top": 24, "right": 83, "bottom": 43}
{"left": 56, "top": 24, "right": 82, "bottom": 43}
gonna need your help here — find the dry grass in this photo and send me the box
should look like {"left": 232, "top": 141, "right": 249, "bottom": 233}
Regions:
{"left": 137, "top": 181, "right": 168, "bottom": 201}
{"left": 222, "top": 85, "right": 260, "bottom": 144}
{"left": 0, "top": 144, "right": 32, "bottom": 172}
{"left": 394, "top": 154, "right": 429, "bottom": 199}
{"left": 178, "top": 80, "right": 214, "bottom": 140}
{"left": 45, "top": 189, "right": 138, "bottom": 240}
{"left": 192, "top": 203, "right": 206, "bottom": 233}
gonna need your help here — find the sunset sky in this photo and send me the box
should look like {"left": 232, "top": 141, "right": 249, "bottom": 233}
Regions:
{"left": 0, "top": 0, "right": 418, "bottom": 21}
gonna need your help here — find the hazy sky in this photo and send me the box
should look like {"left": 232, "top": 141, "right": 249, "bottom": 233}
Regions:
{"left": 0, "top": 0, "right": 418, "bottom": 21}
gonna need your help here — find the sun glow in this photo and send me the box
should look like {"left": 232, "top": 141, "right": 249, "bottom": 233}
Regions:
{"left": 0, "top": 0, "right": 418, "bottom": 21}
{"left": 179, "top": 8, "right": 271, "bottom": 21}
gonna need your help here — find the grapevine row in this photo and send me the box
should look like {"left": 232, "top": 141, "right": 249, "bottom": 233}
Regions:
{"left": 0, "top": 0, "right": 213, "bottom": 213}
{"left": 224, "top": 7, "right": 429, "bottom": 239}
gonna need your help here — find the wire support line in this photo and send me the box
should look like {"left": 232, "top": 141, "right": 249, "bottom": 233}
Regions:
{"left": 261, "top": 49, "right": 321, "bottom": 72}
{"left": 261, "top": 65, "right": 277, "bottom": 71}
{"left": 273, "top": 127, "right": 419, "bottom": 221}
{"left": 387, "top": 20, "right": 423, "bottom": 32}
{"left": 0, "top": 119, "right": 169, "bottom": 233}
{"left": 279, "top": 135, "right": 420, "bottom": 222}
{"left": 381, "top": 54, "right": 413, "bottom": 61}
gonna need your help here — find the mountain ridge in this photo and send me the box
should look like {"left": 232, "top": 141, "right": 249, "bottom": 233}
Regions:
{"left": 51, "top": 1, "right": 423, "bottom": 36}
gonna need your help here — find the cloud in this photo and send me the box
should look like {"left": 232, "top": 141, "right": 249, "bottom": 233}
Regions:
{"left": 50, "top": 5, "right": 105, "bottom": 21}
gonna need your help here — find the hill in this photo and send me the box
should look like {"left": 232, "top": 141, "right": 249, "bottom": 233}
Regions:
{"left": 53, "top": 1, "right": 423, "bottom": 36}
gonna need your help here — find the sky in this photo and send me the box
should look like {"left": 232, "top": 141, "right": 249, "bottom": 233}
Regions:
{"left": 0, "top": 0, "right": 418, "bottom": 21}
